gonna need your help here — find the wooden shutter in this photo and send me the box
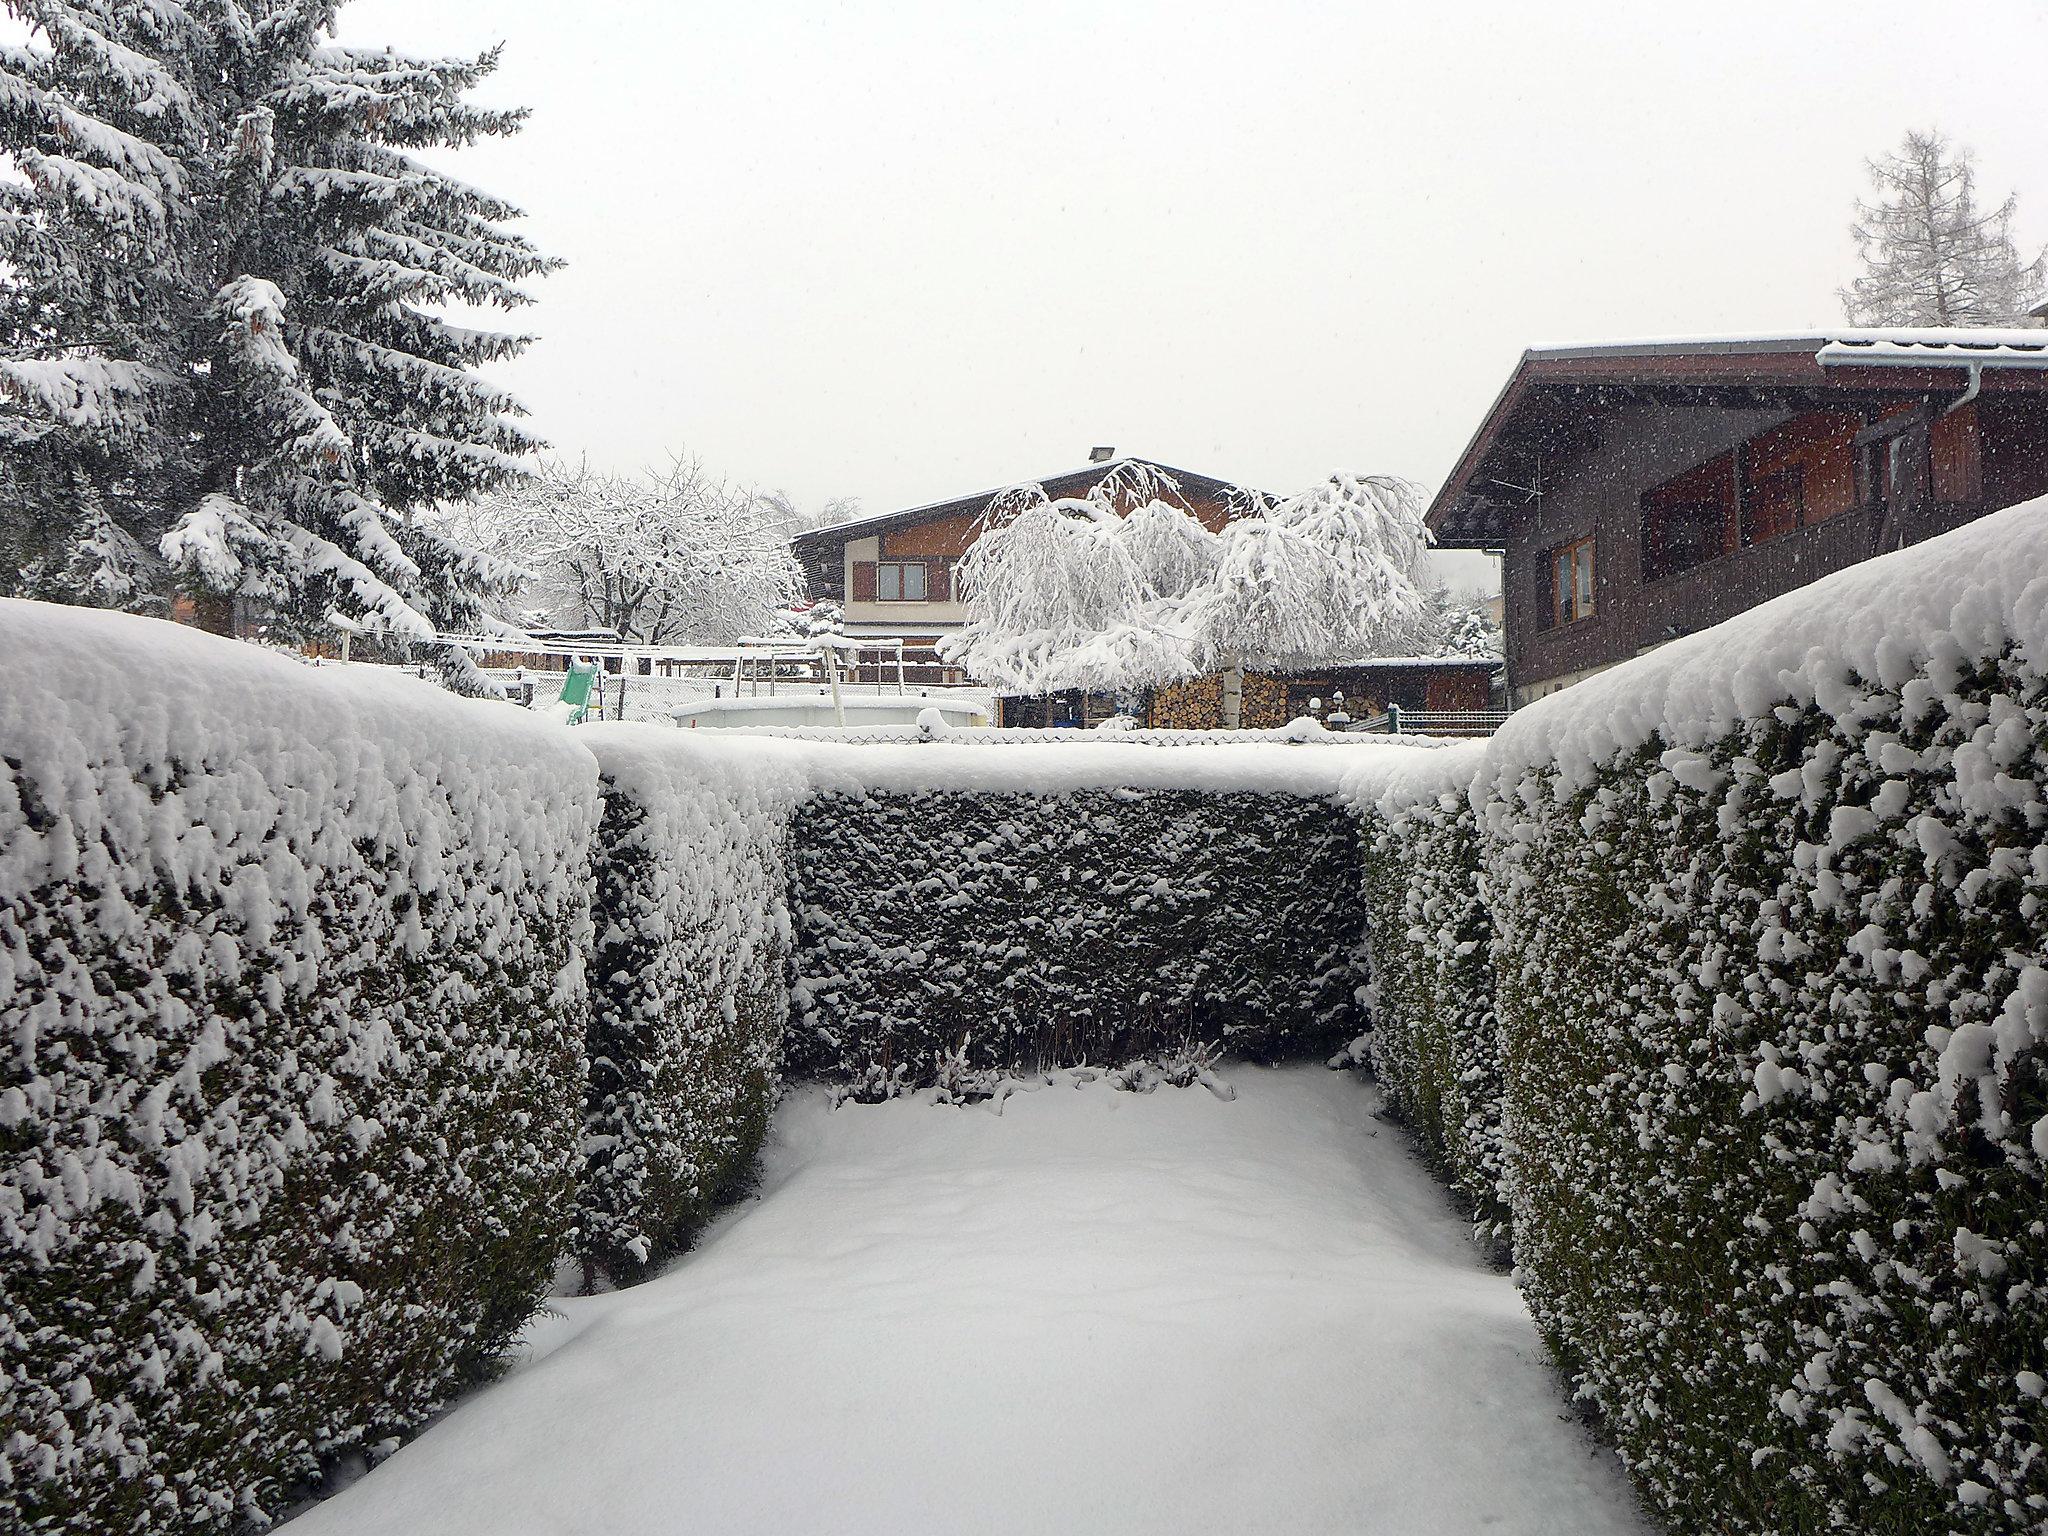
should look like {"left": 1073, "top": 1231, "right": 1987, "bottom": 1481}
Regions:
{"left": 926, "top": 559, "right": 952, "bottom": 603}
{"left": 852, "top": 561, "right": 877, "bottom": 602}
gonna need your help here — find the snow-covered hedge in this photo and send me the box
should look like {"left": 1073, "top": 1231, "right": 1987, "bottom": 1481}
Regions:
{"left": 785, "top": 745, "right": 1367, "bottom": 1082}
{"left": 575, "top": 730, "right": 809, "bottom": 1283}
{"left": 1470, "top": 503, "right": 2048, "bottom": 1534}
{"left": 1343, "top": 743, "right": 1510, "bottom": 1248}
{"left": 0, "top": 602, "right": 597, "bottom": 1535}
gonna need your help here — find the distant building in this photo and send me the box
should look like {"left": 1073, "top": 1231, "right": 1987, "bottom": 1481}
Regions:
{"left": 1426, "top": 331, "right": 2048, "bottom": 706}
{"left": 790, "top": 454, "right": 1261, "bottom": 654}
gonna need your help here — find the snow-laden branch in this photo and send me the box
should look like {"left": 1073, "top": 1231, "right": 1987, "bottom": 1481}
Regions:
{"left": 457, "top": 457, "right": 804, "bottom": 645}
{"left": 942, "top": 470, "right": 1438, "bottom": 697}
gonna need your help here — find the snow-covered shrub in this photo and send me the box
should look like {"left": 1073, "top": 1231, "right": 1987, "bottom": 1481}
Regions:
{"left": 1476, "top": 501, "right": 2048, "bottom": 1535}
{"left": 0, "top": 601, "right": 597, "bottom": 1535}
{"left": 787, "top": 771, "right": 1363, "bottom": 1082}
{"left": 1344, "top": 743, "right": 1509, "bottom": 1248}
{"left": 574, "top": 729, "right": 809, "bottom": 1283}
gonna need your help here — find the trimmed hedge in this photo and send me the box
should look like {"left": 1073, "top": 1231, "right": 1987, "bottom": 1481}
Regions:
{"left": 1346, "top": 505, "right": 2048, "bottom": 1535}
{"left": 575, "top": 728, "right": 808, "bottom": 1283}
{"left": 1482, "top": 653, "right": 2048, "bottom": 1534}
{"left": 1347, "top": 744, "right": 1510, "bottom": 1248}
{"left": 787, "top": 786, "right": 1362, "bottom": 1081}
{"left": 1, "top": 604, "right": 597, "bottom": 1535}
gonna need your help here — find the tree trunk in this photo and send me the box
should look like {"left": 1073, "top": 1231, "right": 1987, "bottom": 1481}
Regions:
{"left": 1220, "top": 655, "right": 1244, "bottom": 730}
{"left": 187, "top": 591, "right": 237, "bottom": 636}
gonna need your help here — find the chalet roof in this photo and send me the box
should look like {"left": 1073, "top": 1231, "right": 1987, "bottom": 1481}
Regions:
{"left": 1427, "top": 329, "right": 2048, "bottom": 549}
{"left": 791, "top": 456, "right": 1265, "bottom": 555}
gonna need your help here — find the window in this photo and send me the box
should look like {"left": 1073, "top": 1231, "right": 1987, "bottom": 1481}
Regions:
{"left": 1548, "top": 536, "right": 1595, "bottom": 627}
{"left": 875, "top": 561, "right": 928, "bottom": 601}
{"left": 1741, "top": 465, "right": 1803, "bottom": 547}
{"left": 1641, "top": 452, "right": 1735, "bottom": 581}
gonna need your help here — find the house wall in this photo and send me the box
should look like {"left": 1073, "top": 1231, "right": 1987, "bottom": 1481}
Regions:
{"left": 1502, "top": 393, "right": 2048, "bottom": 704}
{"left": 841, "top": 533, "right": 970, "bottom": 630}
{"left": 1503, "top": 401, "right": 1782, "bottom": 700}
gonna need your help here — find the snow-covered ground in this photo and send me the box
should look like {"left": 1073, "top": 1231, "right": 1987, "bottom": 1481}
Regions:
{"left": 284, "top": 1067, "right": 1647, "bottom": 1536}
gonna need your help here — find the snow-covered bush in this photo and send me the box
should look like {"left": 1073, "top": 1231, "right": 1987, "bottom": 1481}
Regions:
{"left": 0, "top": 601, "right": 597, "bottom": 1535}
{"left": 1344, "top": 743, "right": 1510, "bottom": 1249}
{"left": 785, "top": 745, "right": 1368, "bottom": 1082}
{"left": 1474, "top": 501, "right": 2048, "bottom": 1534}
{"left": 574, "top": 729, "right": 809, "bottom": 1283}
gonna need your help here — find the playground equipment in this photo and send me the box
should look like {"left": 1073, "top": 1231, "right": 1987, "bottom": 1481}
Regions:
{"left": 544, "top": 660, "right": 602, "bottom": 725}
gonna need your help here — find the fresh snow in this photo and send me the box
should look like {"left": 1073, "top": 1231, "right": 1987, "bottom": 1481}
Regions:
{"left": 282, "top": 1067, "right": 1647, "bottom": 1536}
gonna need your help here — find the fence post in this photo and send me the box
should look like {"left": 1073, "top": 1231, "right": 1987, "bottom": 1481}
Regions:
{"left": 1387, "top": 704, "right": 1402, "bottom": 735}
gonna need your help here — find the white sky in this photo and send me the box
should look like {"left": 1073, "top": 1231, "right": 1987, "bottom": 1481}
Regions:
{"left": 343, "top": 1, "right": 2048, "bottom": 592}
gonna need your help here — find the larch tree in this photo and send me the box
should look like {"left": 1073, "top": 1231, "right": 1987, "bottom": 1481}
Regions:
{"left": 455, "top": 457, "right": 803, "bottom": 645}
{"left": 1842, "top": 128, "right": 2046, "bottom": 328}
{"left": 0, "top": 3, "right": 551, "bottom": 687}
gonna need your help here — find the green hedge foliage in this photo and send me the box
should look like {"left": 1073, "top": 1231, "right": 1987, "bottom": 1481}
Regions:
{"left": 1, "top": 605, "right": 596, "bottom": 1535}
{"left": 576, "top": 728, "right": 808, "bottom": 1284}
{"left": 788, "top": 787, "right": 1363, "bottom": 1082}
{"left": 1348, "top": 745, "right": 1511, "bottom": 1249}
{"left": 1482, "top": 651, "right": 2048, "bottom": 1534}
{"left": 1344, "top": 501, "right": 2048, "bottom": 1536}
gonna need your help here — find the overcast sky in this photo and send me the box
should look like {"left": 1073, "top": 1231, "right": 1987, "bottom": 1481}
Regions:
{"left": 334, "top": 0, "right": 2048, "bottom": 591}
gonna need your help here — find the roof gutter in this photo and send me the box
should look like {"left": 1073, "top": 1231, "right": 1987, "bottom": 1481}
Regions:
{"left": 1942, "top": 359, "right": 1984, "bottom": 418}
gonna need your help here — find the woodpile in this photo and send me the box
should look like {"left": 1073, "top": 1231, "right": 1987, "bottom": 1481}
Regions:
{"left": 1146, "top": 671, "right": 1290, "bottom": 730}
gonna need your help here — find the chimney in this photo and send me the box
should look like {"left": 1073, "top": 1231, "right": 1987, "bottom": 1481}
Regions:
{"left": 1088, "top": 445, "right": 1116, "bottom": 463}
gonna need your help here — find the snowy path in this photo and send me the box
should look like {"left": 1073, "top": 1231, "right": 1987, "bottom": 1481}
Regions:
{"left": 286, "top": 1067, "right": 1647, "bottom": 1536}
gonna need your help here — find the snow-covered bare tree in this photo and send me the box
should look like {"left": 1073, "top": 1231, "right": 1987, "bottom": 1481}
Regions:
{"left": 1842, "top": 129, "right": 2045, "bottom": 327}
{"left": 457, "top": 457, "right": 802, "bottom": 645}
{"left": 760, "top": 489, "right": 863, "bottom": 536}
{"left": 0, "top": 4, "right": 550, "bottom": 686}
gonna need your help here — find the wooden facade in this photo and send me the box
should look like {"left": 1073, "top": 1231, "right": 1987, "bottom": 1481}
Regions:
{"left": 1426, "top": 336, "right": 2048, "bottom": 705}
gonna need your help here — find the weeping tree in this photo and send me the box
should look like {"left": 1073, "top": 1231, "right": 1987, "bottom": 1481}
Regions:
{"left": 940, "top": 473, "right": 1218, "bottom": 704}
{"left": 0, "top": 3, "right": 551, "bottom": 688}
{"left": 943, "top": 468, "right": 1433, "bottom": 725}
{"left": 1180, "top": 473, "right": 1433, "bottom": 725}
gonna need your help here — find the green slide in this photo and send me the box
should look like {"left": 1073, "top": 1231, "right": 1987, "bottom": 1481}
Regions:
{"left": 548, "top": 660, "right": 601, "bottom": 724}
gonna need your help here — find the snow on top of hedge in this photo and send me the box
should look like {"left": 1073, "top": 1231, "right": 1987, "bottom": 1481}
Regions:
{"left": 2, "top": 597, "right": 594, "bottom": 807}
{"left": 792, "top": 738, "right": 1401, "bottom": 798}
{"left": 1336, "top": 740, "right": 1489, "bottom": 819}
{"left": 1484, "top": 495, "right": 2048, "bottom": 793}
{"left": 588, "top": 723, "right": 1433, "bottom": 800}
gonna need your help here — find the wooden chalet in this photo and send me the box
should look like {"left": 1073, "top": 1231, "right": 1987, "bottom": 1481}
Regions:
{"left": 1427, "top": 331, "right": 2048, "bottom": 706}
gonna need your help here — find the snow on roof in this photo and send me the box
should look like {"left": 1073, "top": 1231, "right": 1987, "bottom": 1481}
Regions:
{"left": 793, "top": 457, "right": 1261, "bottom": 546}
{"left": 1521, "top": 327, "right": 2048, "bottom": 369}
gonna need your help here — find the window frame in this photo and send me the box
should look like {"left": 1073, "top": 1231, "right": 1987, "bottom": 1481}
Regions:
{"left": 1548, "top": 535, "right": 1596, "bottom": 627}
{"left": 874, "top": 560, "right": 929, "bottom": 602}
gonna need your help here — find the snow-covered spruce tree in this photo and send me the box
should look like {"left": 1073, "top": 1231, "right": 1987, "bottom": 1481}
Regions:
{"left": 1415, "top": 584, "right": 1503, "bottom": 659}
{"left": 456, "top": 456, "right": 803, "bottom": 644}
{"left": 1842, "top": 128, "right": 2045, "bottom": 327}
{"left": 0, "top": 3, "right": 207, "bottom": 608}
{"left": 0, "top": 5, "right": 549, "bottom": 685}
